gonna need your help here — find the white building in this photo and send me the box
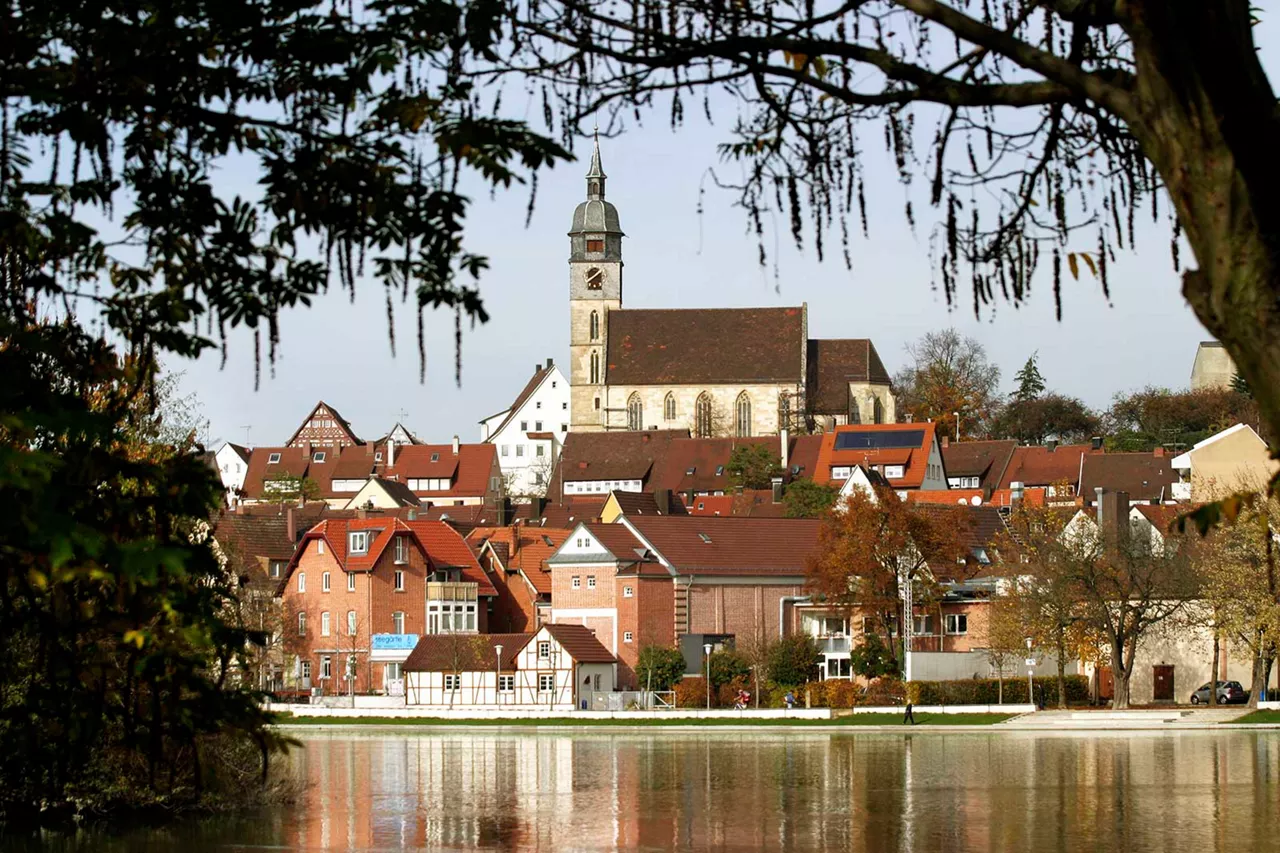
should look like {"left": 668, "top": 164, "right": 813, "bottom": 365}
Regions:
{"left": 403, "top": 623, "right": 615, "bottom": 710}
{"left": 480, "top": 358, "right": 570, "bottom": 500}
{"left": 214, "top": 442, "right": 250, "bottom": 506}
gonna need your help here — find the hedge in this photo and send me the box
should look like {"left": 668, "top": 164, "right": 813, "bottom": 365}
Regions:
{"left": 906, "top": 675, "right": 1089, "bottom": 706}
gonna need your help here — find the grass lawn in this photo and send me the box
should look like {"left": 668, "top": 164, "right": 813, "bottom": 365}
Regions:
{"left": 1229, "top": 710, "right": 1280, "bottom": 724}
{"left": 275, "top": 712, "right": 1014, "bottom": 727}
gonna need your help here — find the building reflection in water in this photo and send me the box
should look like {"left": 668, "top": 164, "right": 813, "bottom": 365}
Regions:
{"left": 281, "top": 731, "right": 1280, "bottom": 851}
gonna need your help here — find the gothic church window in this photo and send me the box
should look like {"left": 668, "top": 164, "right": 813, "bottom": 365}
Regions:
{"left": 735, "top": 393, "right": 752, "bottom": 437}
{"left": 849, "top": 396, "right": 861, "bottom": 425}
{"left": 586, "top": 267, "right": 604, "bottom": 289}
{"left": 695, "top": 393, "right": 712, "bottom": 438}
{"left": 590, "top": 351, "right": 600, "bottom": 384}
{"left": 664, "top": 393, "right": 676, "bottom": 421}
{"left": 873, "top": 396, "right": 884, "bottom": 425}
{"left": 627, "top": 394, "right": 643, "bottom": 431}
{"left": 590, "top": 310, "right": 599, "bottom": 341}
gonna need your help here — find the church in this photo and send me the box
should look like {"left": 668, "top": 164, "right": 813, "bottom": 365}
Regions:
{"left": 568, "top": 137, "right": 897, "bottom": 436}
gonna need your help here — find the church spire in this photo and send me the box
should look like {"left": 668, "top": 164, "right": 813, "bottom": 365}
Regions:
{"left": 585, "top": 127, "right": 606, "bottom": 200}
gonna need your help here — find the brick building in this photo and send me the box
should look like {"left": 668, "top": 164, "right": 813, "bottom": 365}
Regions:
{"left": 468, "top": 525, "right": 572, "bottom": 633}
{"left": 275, "top": 515, "right": 496, "bottom": 695}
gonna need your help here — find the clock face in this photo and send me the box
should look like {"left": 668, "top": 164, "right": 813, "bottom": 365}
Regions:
{"left": 586, "top": 267, "right": 604, "bottom": 290}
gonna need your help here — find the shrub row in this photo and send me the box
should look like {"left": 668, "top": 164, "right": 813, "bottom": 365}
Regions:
{"left": 906, "top": 675, "right": 1089, "bottom": 706}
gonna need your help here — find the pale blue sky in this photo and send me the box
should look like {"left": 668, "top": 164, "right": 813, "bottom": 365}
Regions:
{"left": 177, "top": 16, "right": 1280, "bottom": 449}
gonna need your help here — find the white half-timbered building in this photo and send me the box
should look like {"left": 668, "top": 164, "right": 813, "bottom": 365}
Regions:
{"left": 403, "top": 623, "right": 615, "bottom": 710}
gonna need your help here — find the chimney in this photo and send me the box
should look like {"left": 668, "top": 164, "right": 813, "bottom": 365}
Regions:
{"left": 1098, "top": 489, "right": 1130, "bottom": 542}
{"left": 387, "top": 437, "right": 396, "bottom": 468}
{"left": 905, "top": 413, "right": 914, "bottom": 423}
{"left": 1011, "top": 481, "right": 1024, "bottom": 507}
{"left": 655, "top": 489, "right": 671, "bottom": 515}
{"left": 1091, "top": 435, "right": 1103, "bottom": 451}
{"left": 452, "top": 435, "right": 460, "bottom": 455}
{"left": 1153, "top": 447, "right": 1165, "bottom": 458}
{"left": 356, "top": 506, "right": 368, "bottom": 520}
{"left": 780, "top": 428, "right": 790, "bottom": 473}
{"left": 1046, "top": 439, "right": 1058, "bottom": 452}
{"left": 534, "top": 363, "right": 540, "bottom": 375}
{"left": 771, "top": 476, "right": 784, "bottom": 504}
{"left": 286, "top": 507, "right": 297, "bottom": 543}
{"left": 941, "top": 434, "right": 950, "bottom": 448}
{"left": 545, "top": 357, "right": 554, "bottom": 369}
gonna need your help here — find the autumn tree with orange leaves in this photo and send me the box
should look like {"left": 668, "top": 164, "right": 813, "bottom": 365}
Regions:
{"left": 806, "top": 487, "right": 973, "bottom": 674}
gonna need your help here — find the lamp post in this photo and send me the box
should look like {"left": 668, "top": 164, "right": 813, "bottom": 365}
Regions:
{"left": 1026, "top": 637, "right": 1035, "bottom": 706}
{"left": 495, "top": 644, "right": 504, "bottom": 707}
{"left": 953, "top": 412, "right": 960, "bottom": 442}
{"left": 704, "top": 643, "right": 713, "bottom": 710}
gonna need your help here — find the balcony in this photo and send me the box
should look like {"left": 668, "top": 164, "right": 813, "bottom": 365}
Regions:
{"left": 817, "top": 636, "right": 851, "bottom": 655}
{"left": 426, "top": 581, "right": 477, "bottom": 602}
{"left": 1171, "top": 481, "right": 1192, "bottom": 502}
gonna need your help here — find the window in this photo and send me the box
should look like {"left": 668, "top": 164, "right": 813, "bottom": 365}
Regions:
{"left": 313, "top": 451, "right": 326, "bottom": 463}
{"left": 627, "top": 393, "right": 643, "bottom": 431}
{"left": 535, "top": 420, "right": 543, "bottom": 431}
{"left": 538, "top": 673, "right": 555, "bottom": 692}
{"left": 375, "top": 452, "right": 383, "bottom": 462}
{"left": 884, "top": 465, "right": 905, "bottom": 479}
{"left": 297, "top": 612, "right": 306, "bottom": 636}
{"left": 395, "top": 536, "right": 408, "bottom": 564}
{"left": 394, "top": 570, "right": 405, "bottom": 591}
{"left": 538, "top": 641, "right": 551, "bottom": 659}
{"left": 501, "top": 445, "right": 509, "bottom": 456}
{"left": 664, "top": 393, "right": 676, "bottom": 421}
{"left": 347, "top": 572, "right": 356, "bottom": 592}
{"left": 594, "top": 397, "right": 600, "bottom": 410}
{"left": 269, "top": 561, "right": 283, "bottom": 579}
{"left": 268, "top": 453, "right": 281, "bottom": 464}
{"left": 695, "top": 393, "right": 712, "bottom": 438}
{"left": 297, "top": 572, "right": 306, "bottom": 593}
{"left": 520, "top": 421, "right": 528, "bottom": 431}
{"left": 321, "top": 611, "right": 330, "bottom": 636}
{"left": 535, "top": 445, "right": 546, "bottom": 459}
{"left": 590, "top": 310, "right": 600, "bottom": 340}
{"left": 572, "top": 576, "right": 581, "bottom": 589}
{"left": 536, "top": 401, "right": 542, "bottom": 410}
{"left": 822, "top": 617, "right": 847, "bottom": 637}
{"left": 499, "top": 674, "right": 515, "bottom": 692}
{"left": 385, "top": 662, "right": 402, "bottom": 683}
{"left": 945, "top": 614, "right": 968, "bottom": 635}
{"left": 587, "top": 240, "right": 605, "bottom": 254}
{"left": 912, "top": 615, "right": 934, "bottom": 635}
{"left": 317, "top": 541, "right": 324, "bottom": 555}
{"left": 623, "top": 586, "right": 634, "bottom": 598}
{"left": 347, "top": 610, "right": 357, "bottom": 635}
{"left": 426, "top": 601, "right": 478, "bottom": 634}
{"left": 322, "top": 571, "right": 331, "bottom": 592}
{"left": 624, "top": 631, "right": 633, "bottom": 643}
{"left": 321, "top": 656, "right": 332, "bottom": 680}
{"left": 590, "top": 352, "right": 600, "bottom": 384}
{"left": 444, "top": 674, "right": 460, "bottom": 691}
{"left": 561, "top": 423, "right": 568, "bottom": 432}
{"left": 393, "top": 611, "right": 405, "bottom": 634}
{"left": 735, "top": 392, "right": 752, "bottom": 437}
{"left": 873, "top": 397, "right": 884, "bottom": 425}
{"left": 349, "top": 531, "right": 369, "bottom": 555}
{"left": 516, "top": 445, "right": 524, "bottom": 457}
{"left": 430, "top": 452, "right": 440, "bottom": 462}
{"left": 587, "top": 576, "right": 596, "bottom": 589}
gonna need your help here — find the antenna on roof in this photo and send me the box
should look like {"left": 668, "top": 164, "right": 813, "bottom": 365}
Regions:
{"left": 240, "top": 425, "right": 252, "bottom": 446}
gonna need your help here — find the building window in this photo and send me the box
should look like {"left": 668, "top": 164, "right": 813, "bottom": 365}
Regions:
{"left": 594, "top": 397, "right": 600, "bottom": 410}
{"left": 520, "top": 420, "right": 528, "bottom": 431}
{"left": 349, "top": 531, "right": 369, "bottom": 555}
{"left": 884, "top": 465, "right": 905, "bottom": 479}
{"left": 297, "top": 612, "right": 306, "bottom": 636}
{"left": 912, "top": 615, "right": 934, "bottom": 635}
{"left": 501, "top": 445, "right": 509, "bottom": 456}
{"left": 347, "top": 610, "right": 357, "bottom": 635}
{"left": 385, "top": 662, "right": 402, "bottom": 683}
{"left": 590, "top": 352, "right": 600, "bottom": 384}
{"left": 572, "top": 576, "right": 581, "bottom": 589}
{"left": 321, "top": 611, "right": 330, "bottom": 636}
{"left": 536, "top": 401, "right": 542, "bottom": 410}
{"left": 322, "top": 571, "right": 331, "bottom": 592}
{"left": 587, "top": 240, "right": 605, "bottom": 254}
{"left": 735, "top": 392, "right": 752, "bottom": 437}
{"left": 300, "top": 660, "right": 312, "bottom": 681}
{"left": 873, "top": 397, "right": 884, "bottom": 425}
{"left": 499, "top": 674, "right": 515, "bottom": 692}
{"left": 393, "top": 611, "right": 405, "bottom": 634}
{"left": 538, "top": 641, "right": 551, "bottom": 659}
{"left": 516, "top": 445, "right": 524, "bottom": 457}
{"left": 298, "top": 572, "right": 306, "bottom": 593}
{"left": 313, "top": 451, "right": 326, "bottom": 463}
{"left": 561, "top": 423, "right": 568, "bottom": 432}
{"left": 268, "top": 453, "right": 281, "bottom": 464}
{"left": 538, "top": 673, "right": 555, "bottom": 693}
{"left": 945, "top": 614, "right": 968, "bottom": 635}
{"left": 695, "top": 393, "right": 712, "bottom": 438}
{"left": 624, "top": 631, "right": 633, "bottom": 643}
{"left": 321, "top": 656, "right": 332, "bottom": 680}
{"left": 623, "top": 586, "right": 634, "bottom": 598}
{"left": 395, "top": 570, "right": 405, "bottom": 591}
{"left": 590, "top": 310, "right": 600, "bottom": 341}
{"left": 395, "top": 536, "right": 408, "bottom": 564}
{"left": 270, "top": 561, "right": 283, "bottom": 579}
{"left": 587, "top": 576, "right": 596, "bottom": 589}
{"left": 444, "top": 674, "right": 460, "bottom": 691}
{"left": 664, "top": 393, "right": 676, "bottom": 421}
{"left": 426, "top": 601, "right": 477, "bottom": 634}
{"left": 347, "top": 572, "right": 356, "bottom": 592}
{"left": 317, "top": 541, "right": 324, "bottom": 555}
{"left": 535, "top": 420, "right": 543, "bottom": 431}
{"left": 627, "top": 393, "right": 643, "bottom": 431}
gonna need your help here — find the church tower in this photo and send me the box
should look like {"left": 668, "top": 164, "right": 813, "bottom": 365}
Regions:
{"left": 568, "top": 134, "right": 624, "bottom": 431}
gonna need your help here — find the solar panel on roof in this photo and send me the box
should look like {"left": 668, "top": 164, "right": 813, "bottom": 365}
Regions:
{"left": 834, "top": 429, "right": 926, "bottom": 451}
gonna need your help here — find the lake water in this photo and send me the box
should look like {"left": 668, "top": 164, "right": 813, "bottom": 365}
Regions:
{"left": 13, "top": 729, "right": 1280, "bottom": 851}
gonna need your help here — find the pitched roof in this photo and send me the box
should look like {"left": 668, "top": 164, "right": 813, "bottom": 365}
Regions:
{"left": 361, "top": 477, "right": 422, "bottom": 508}
{"left": 539, "top": 498, "right": 607, "bottom": 528}
{"left": 608, "top": 491, "right": 680, "bottom": 516}
{"left": 214, "top": 512, "right": 297, "bottom": 562}
{"left": 685, "top": 490, "right": 787, "bottom": 518}
{"left": 544, "top": 623, "right": 616, "bottom": 663}
{"left": 581, "top": 521, "right": 650, "bottom": 561}
{"left": 941, "top": 440, "right": 1017, "bottom": 490}
{"left": 484, "top": 363, "right": 556, "bottom": 440}
{"left": 1133, "top": 503, "right": 1186, "bottom": 534}
{"left": 806, "top": 339, "right": 892, "bottom": 414}
{"left": 998, "top": 444, "right": 1096, "bottom": 489}
{"left": 403, "top": 633, "right": 529, "bottom": 672}
{"left": 241, "top": 447, "right": 313, "bottom": 499}
{"left": 914, "top": 504, "right": 1009, "bottom": 558}
{"left": 625, "top": 515, "right": 823, "bottom": 575}
{"left": 385, "top": 443, "right": 497, "bottom": 498}
{"left": 220, "top": 443, "right": 251, "bottom": 464}
{"left": 551, "top": 430, "right": 687, "bottom": 490}
{"left": 605, "top": 307, "right": 805, "bottom": 385}
{"left": 467, "top": 525, "right": 574, "bottom": 595}
{"left": 814, "top": 423, "right": 940, "bottom": 489}
{"left": 285, "top": 400, "right": 361, "bottom": 447}
{"left": 1080, "top": 453, "right": 1178, "bottom": 503}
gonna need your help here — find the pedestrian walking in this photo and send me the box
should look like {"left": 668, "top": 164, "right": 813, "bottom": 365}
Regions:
{"left": 784, "top": 691, "right": 796, "bottom": 710}
{"left": 903, "top": 702, "right": 916, "bottom": 725}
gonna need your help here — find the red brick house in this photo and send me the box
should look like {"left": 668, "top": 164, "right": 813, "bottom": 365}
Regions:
{"left": 467, "top": 525, "right": 572, "bottom": 633}
{"left": 275, "top": 515, "right": 496, "bottom": 695}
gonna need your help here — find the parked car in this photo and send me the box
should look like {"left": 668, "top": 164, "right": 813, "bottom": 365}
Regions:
{"left": 1189, "top": 681, "right": 1249, "bottom": 705}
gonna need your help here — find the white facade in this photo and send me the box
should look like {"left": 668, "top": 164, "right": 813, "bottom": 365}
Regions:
{"left": 215, "top": 443, "right": 250, "bottom": 506}
{"left": 482, "top": 364, "right": 570, "bottom": 499}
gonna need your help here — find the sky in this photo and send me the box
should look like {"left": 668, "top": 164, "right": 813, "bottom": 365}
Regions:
{"left": 175, "top": 14, "right": 1280, "bottom": 451}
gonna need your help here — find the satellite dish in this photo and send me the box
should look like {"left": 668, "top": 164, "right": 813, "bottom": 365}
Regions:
{"left": 970, "top": 496, "right": 982, "bottom": 506}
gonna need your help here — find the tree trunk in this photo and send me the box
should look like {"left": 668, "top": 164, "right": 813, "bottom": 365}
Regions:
{"left": 1112, "top": 637, "right": 1131, "bottom": 710}
{"left": 1123, "top": 3, "right": 1280, "bottom": 451}
{"left": 1055, "top": 632, "right": 1067, "bottom": 709}
{"left": 1249, "top": 651, "right": 1265, "bottom": 708}
{"left": 1209, "top": 630, "right": 1220, "bottom": 706}
{"left": 997, "top": 670, "right": 1004, "bottom": 705}
{"left": 1264, "top": 654, "right": 1275, "bottom": 703}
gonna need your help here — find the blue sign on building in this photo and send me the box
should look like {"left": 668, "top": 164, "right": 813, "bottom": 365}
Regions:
{"left": 372, "top": 633, "right": 420, "bottom": 651}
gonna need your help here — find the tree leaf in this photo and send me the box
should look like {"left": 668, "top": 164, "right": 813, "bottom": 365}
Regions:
{"left": 1067, "top": 252, "right": 1079, "bottom": 280}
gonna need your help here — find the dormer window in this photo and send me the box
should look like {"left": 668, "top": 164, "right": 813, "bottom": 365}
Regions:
{"left": 268, "top": 453, "right": 281, "bottom": 464}
{"left": 586, "top": 267, "right": 604, "bottom": 289}
{"left": 375, "top": 452, "right": 383, "bottom": 462}
{"left": 349, "top": 531, "right": 370, "bottom": 555}
{"left": 313, "top": 451, "right": 326, "bottom": 463}
{"left": 430, "top": 452, "right": 440, "bottom": 462}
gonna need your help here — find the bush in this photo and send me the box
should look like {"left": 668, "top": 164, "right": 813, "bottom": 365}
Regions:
{"left": 674, "top": 676, "right": 711, "bottom": 708}
{"left": 859, "top": 677, "right": 907, "bottom": 706}
{"left": 823, "top": 680, "right": 860, "bottom": 709}
{"left": 635, "top": 645, "right": 686, "bottom": 691}
{"left": 708, "top": 649, "right": 751, "bottom": 688}
{"left": 716, "top": 675, "right": 752, "bottom": 707}
{"left": 906, "top": 675, "right": 1089, "bottom": 706}
{"left": 767, "top": 635, "right": 822, "bottom": 686}
{"left": 850, "top": 634, "right": 899, "bottom": 679}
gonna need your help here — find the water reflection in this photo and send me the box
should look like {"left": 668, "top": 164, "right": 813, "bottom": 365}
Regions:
{"left": 14, "top": 730, "right": 1280, "bottom": 851}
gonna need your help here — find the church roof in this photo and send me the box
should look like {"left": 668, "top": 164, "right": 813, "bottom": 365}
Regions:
{"left": 606, "top": 307, "right": 805, "bottom": 385}
{"left": 805, "top": 339, "right": 892, "bottom": 414}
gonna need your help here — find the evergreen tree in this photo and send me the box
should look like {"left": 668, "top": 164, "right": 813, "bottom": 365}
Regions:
{"left": 1013, "top": 353, "right": 1047, "bottom": 403}
{"left": 1232, "top": 372, "right": 1253, "bottom": 399}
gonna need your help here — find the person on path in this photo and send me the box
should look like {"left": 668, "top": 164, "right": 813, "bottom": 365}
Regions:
{"left": 784, "top": 691, "right": 796, "bottom": 710}
{"left": 903, "top": 702, "right": 916, "bottom": 725}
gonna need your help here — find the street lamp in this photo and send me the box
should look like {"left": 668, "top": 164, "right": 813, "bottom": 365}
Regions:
{"left": 1026, "top": 637, "right": 1035, "bottom": 706}
{"left": 704, "top": 643, "right": 713, "bottom": 710}
{"left": 953, "top": 412, "right": 960, "bottom": 442}
{"left": 495, "top": 644, "right": 504, "bottom": 707}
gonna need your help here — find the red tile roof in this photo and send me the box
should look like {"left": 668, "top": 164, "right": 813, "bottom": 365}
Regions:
{"left": 806, "top": 339, "right": 892, "bottom": 414}
{"left": 467, "top": 526, "right": 574, "bottom": 595}
{"left": 941, "top": 440, "right": 1017, "bottom": 490}
{"left": 814, "top": 423, "right": 940, "bottom": 489}
{"left": 907, "top": 489, "right": 985, "bottom": 506}
{"left": 385, "top": 443, "right": 497, "bottom": 498}
{"left": 625, "top": 516, "right": 822, "bottom": 575}
{"left": 543, "top": 623, "right": 615, "bottom": 663}
{"left": 581, "top": 522, "right": 651, "bottom": 562}
{"left": 998, "top": 444, "right": 1096, "bottom": 489}
{"left": 606, "top": 307, "right": 805, "bottom": 384}
{"left": 1080, "top": 453, "right": 1178, "bottom": 503}
{"left": 403, "top": 633, "right": 529, "bottom": 672}
{"left": 241, "top": 447, "right": 313, "bottom": 499}
{"left": 539, "top": 498, "right": 607, "bottom": 528}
